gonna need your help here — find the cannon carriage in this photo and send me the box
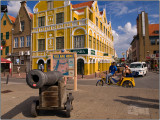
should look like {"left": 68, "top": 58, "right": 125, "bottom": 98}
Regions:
{"left": 26, "top": 70, "right": 74, "bottom": 117}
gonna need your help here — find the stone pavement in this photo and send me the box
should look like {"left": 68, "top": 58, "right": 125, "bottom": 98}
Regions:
{"left": 1, "top": 83, "right": 159, "bottom": 119}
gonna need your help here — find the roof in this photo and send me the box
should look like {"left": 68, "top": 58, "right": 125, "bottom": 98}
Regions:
{"left": 72, "top": 1, "right": 94, "bottom": 9}
{"left": 28, "top": 12, "right": 33, "bottom": 19}
{"left": 149, "top": 24, "right": 159, "bottom": 36}
{"left": 8, "top": 15, "right": 16, "bottom": 23}
{"left": 1, "top": 58, "right": 12, "bottom": 63}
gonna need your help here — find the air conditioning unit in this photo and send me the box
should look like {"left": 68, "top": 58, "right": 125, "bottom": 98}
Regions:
{"left": 19, "top": 51, "right": 24, "bottom": 56}
{"left": 25, "top": 51, "right": 30, "bottom": 55}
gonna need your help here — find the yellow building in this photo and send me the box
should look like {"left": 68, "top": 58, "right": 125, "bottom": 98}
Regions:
{"left": 1, "top": 13, "right": 15, "bottom": 58}
{"left": 32, "top": 1, "right": 115, "bottom": 75}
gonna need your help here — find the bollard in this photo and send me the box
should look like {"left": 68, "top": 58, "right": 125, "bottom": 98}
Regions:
{"left": 95, "top": 72, "right": 96, "bottom": 78}
{"left": 6, "top": 75, "right": 9, "bottom": 84}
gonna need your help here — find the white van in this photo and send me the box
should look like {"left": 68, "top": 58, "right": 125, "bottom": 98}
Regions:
{"left": 129, "top": 62, "right": 148, "bottom": 77}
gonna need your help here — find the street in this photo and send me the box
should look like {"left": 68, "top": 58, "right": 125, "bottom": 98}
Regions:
{"left": 1, "top": 71, "right": 159, "bottom": 119}
{"left": 2, "top": 72, "right": 159, "bottom": 89}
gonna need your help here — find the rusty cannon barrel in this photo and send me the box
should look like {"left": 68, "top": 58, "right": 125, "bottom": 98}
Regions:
{"left": 26, "top": 70, "right": 63, "bottom": 89}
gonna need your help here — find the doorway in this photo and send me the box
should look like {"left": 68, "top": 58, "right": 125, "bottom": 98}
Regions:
{"left": 77, "top": 59, "right": 84, "bottom": 75}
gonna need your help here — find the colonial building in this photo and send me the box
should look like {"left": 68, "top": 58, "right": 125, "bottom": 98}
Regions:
{"left": 126, "top": 46, "right": 132, "bottom": 63}
{"left": 130, "top": 11, "right": 159, "bottom": 65}
{"left": 1, "top": 13, "right": 15, "bottom": 72}
{"left": 1, "top": 13, "right": 15, "bottom": 58}
{"left": 11, "top": 1, "right": 33, "bottom": 72}
{"left": 32, "top": 1, "right": 115, "bottom": 75}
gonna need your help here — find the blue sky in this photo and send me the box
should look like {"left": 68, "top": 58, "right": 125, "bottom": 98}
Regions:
{"left": 1, "top": 1, "right": 159, "bottom": 58}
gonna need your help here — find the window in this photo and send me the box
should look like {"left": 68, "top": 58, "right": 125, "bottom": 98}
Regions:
{"left": 6, "top": 32, "right": 9, "bottom": 39}
{"left": 153, "top": 50, "right": 159, "bottom": 54}
{"left": 104, "top": 18, "right": 106, "bottom": 23}
{"left": 20, "top": 56, "right": 24, "bottom": 64}
{"left": 96, "top": 6, "right": 97, "bottom": 12}
{"left": 14, "top": 57, "right": 19, "bottom": 65}
{"left": 5, "top": 46, "right": 9, "bottom": 55}
{"left": 96, "top": 17, "right": 98, "bottom": 27}
{"left": 104, "top": 26, "right": 105, "bottom": 34}
{"left": 74, "top": 17, "right": 77, "bottom": 21}
{"left": 1, "top": 33, "right": 3, "bottom": 40}
{"left": 93, "top": 38, "right": 95, "bottom": 49}
{"left": 97, "top": 40, "right": 98, "bottom": 50}
{"left": 38, "top": 16, "right": 45, "bottom": 27}
{"left": 26, "top": 36, "right": 31, "bottom": 47}
{"left": 3, "top": 20, "right": 6, "bottom": 25}
{"left": 100, "top": 22, "right": 102, "bottom": 31}
{"left": 154, "top": 30, "right": 159, "bottom": 34}
{"left": 106, "top": 29, "right": 107, "bottom": 36}
{"left": 100, "top": 42, "right": 101, "bottom": 51}
{"left": 56, "top": 37, "right": 64, "bottom": 49}
{"left": 56, "top": 12, "right": 64, "bottom": 24}
{"left": 108, "top": 31, "right": 109, "bottom": 37}
{"left": 150, "top": 39, "right": 156, "bottom": 45}
{"left": 14, "top": 37, "right": 18, "bottom": 48}
{"left": 157, "top": 39, "right": 159, "bottom": 45}
{"left": 47, "top": 1, "right": 53, "bottom": 10}
{"left": 20, "top": 36, "right": 24, "bottom": 47}
{"left": 89, "top": 35, "right": 92, "bottom": 48}
{"left": 89, "top": 11, "right": 92, "bottom": 21}
{"left": 38, "top": 39, "right": 45, "bottom": 51}
{"left": 1, "top": 50, "right": 2, "bottom": 55}
{"left": 74, "top": 35, "right": 85, "bottom": 48}
{"left": 20, "top": 21, "right": 25, "bottom": 31}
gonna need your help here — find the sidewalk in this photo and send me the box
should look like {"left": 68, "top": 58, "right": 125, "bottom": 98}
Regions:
{"left": 1, "top": 72, "right": 27, "bottom": 79}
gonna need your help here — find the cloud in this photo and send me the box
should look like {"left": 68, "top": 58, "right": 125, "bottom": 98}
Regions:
{"left": 113, "top": 22, "right": 137, "bottom": 58}
{"left": 149, "top": 14, "right": 159, "bottom": 18}
{"left": 7, "top": 1, "right": 32, "bottom": 17}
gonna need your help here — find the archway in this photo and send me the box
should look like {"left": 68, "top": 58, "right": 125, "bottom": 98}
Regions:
{"left": 77, "top": 59, "right": 84, "bottom": 75}
{"left": 38, "top": 59, "right": 44, "bottom": 71}
{"left": 47, "top": 59, "right": 50, "bottom": 72}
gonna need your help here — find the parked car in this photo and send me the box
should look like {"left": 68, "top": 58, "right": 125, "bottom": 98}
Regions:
{"left": 129, "top": 62, "right": 148, "bottom": 77}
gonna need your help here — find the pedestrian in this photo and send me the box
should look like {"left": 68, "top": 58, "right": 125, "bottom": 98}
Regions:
{"left": 17, "top": 66, "right": 20, "bottom": 76}
{"left": 155, "top": 63, "right": 158, "bottom": 71}
{"left": 40, "top": 64, "right": 44, "bottom": 72}
{"left": 106, "top": 62, "right": 117, "bottom": 84}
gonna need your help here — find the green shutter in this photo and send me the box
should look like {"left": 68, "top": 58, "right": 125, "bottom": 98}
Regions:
{"left": 1, "top": 33, "right": 3, "bottom": 40}
{"left": 1, "top": 50, "right": 2, "bottom": 55}
{"left": 3, "top": 20, "right": 6, "bottom": 25}
{"left": 5, "top": 46, "right": 9, "bottom": 55}
{"left": 6, "top": 32, "right": 9, "bottom": 39}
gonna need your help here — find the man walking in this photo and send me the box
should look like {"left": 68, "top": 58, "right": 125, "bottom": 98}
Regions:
{"left": 106, "top": 62, "right": 117, "bottom": 84}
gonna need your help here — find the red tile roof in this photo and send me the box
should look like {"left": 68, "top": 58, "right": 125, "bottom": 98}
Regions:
{"left": 28, "top": 12, "right": 33, "bottom": 19}
{"left": 149, "top": 24, "right": 159, "bottom": 36}
{"left": 72, "top": 1, "right": 94, "bottom": 9}
{"left": 8, "top": 15, "right": 16, "bottom": 23}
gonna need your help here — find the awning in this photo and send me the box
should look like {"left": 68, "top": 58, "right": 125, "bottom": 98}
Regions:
{"left": 1, "top": 58, "right": 12, "bottom": 63}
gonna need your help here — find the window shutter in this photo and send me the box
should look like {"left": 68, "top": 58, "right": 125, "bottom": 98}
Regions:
{"left": 1, "top": 33, "right": 3, "bottom": 40}
{"left": 5, "top": 46, "right": 9, "bottom": 55}
{"left": 6, "top": 32, "right": 9, "bottom": 39}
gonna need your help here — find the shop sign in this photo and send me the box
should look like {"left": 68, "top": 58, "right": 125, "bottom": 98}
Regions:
{"left": 71, "top": 49, "right": 88, "bottom": 54}
{"left": 121, "top": 58, "right": 125, "bottom": 61}
{"left": 146, "top": 56, "right": 150, "bottom": 59}
{"left": 91, "top": 50, "right": 95, "bottom": 55}
{"left": 104, "top": 53, "right": 108, "bottom": 56}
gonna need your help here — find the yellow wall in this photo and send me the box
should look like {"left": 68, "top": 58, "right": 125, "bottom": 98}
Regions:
{"left": 1, "top": 13, "right": 13, "bottom": 58}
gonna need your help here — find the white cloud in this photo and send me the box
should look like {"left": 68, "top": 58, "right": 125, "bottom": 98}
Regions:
{"left": 8, "top": 1, "right": 21, "bottom": 17}
{"left": 149, "top": 14, "right": 159, "bottom": 18}
{"left": 113, "top": 22, "right": 137, "bottom": 58}
{"left": 7, "top": 1, "right": 32, "bottom": 17}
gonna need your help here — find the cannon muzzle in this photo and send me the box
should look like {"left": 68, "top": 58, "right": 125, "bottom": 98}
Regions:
{"left": 26, "top": 70, "right": 63, "bottom": 89}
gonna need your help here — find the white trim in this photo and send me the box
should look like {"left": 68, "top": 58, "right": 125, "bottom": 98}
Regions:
{"left": 74, "top": 11, "right": 84, "bottom": 15}
{"left": 77, "top": 56, "right": 87, "bottom": 63}
{"left": 36, "top": 58, "right": 46, "bottom": 64}
{"left": 72, "top": 27, "right": 87, "bottom": 36}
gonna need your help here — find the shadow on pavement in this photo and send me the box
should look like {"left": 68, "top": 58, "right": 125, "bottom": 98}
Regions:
{"left": 1, "top": 96, "right": 68, "bottom": 119}
{"left": 119, "top": 96, "right": 159, "bottom": 103}
{"left": 114, "top": 99, "right": 159, "bottom": 109}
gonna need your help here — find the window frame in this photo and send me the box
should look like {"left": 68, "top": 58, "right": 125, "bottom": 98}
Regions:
{"left": 74, "top": 35, "right": 85, "bottom": 48}
{"left": 96, "top": 17, "right": 98, "bottom": 27}
{"left": 20, "top": 21, "right": 25, "bottom": 31}
{"left": 56, "top": 12, "right": 64, "bottom": 24}
{"left": 56, "top": 37, "right": 64, "bottom": 49}
{"left": 3, "top": 20, "right": 6, "bottom": 25}
{"left": 1, "top": 33, "right": 3, "bottom": 40}
{"left": 14, "top": 37, "right": 18, "bottom": 48}
{"left": 26, "top": 35, "right": 31, "bottom": 47}
{"left": 5, "top": 46, "right": 9, "bottom": 55}
{"left": 6, "top": 32, "right": 9, "bottom": 39}
{"left": 38, "top": 16, "right": 45, "bottom": 27}
{"left": 20, "top": 36, "right": 24, "bottom": 47}
{"left": 38, "top": 39, "right": 45, "bottom": 51}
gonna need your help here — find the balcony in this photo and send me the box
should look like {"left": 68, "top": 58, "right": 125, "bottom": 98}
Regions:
{"left": 32, "top": 19, "right": 87, "bottom": 33}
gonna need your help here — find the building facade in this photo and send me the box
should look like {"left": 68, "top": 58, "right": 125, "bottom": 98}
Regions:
{"left": 126, "top": 46, "right": 132, "bottom": 63}
{"left": 130, "top": 11, "right": 159, "bottom": 65}
{"left": 11, "top": 1, "right": 33, "bottom": 72}
{"left": 1, "top": 13, "right": 15, "bottom": 58}
{"left": 1, "top": 13, "right": 15, "bottom": 72}
{"left": 32, "top": 1, "right": 115, "bottom": 75}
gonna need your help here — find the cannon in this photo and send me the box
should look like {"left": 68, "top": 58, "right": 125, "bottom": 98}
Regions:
{"left": 26, "top": 70, "right": 74, "bottom": 117}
